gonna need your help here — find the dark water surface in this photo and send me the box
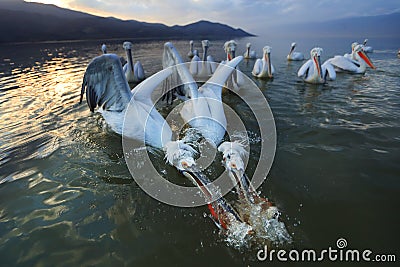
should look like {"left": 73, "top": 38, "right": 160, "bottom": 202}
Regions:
{"left": 0, "top": 37, "right": 399, "bottom": 266}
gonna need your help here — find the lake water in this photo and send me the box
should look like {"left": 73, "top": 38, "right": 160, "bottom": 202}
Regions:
{"left": 0, "top": 36, "right": 399, "bottom": 266}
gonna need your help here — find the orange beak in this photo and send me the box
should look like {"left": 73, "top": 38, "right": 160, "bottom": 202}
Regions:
{"left": 358, "top": 51, "right": 376, "bottom": 69}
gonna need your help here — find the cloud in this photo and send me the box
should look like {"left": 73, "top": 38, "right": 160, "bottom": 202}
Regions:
{"left": 60, "top": 0, "right": 400, "bottom": 34}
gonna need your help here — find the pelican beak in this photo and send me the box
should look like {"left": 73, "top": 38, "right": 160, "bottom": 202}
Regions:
{"left": 231, "top": 50, "right": 236, "bottom": 60}
{"left": 314, "top": 55, "right": 322, "bottom": 79}
{"left": 267, "top": 52, "right": 273, "bottom": 78}
{"left": 358, "top": 51, "right": 376, "bottom": 69}
{"left": 127, "top": 49, "right": 134, "bottom": 72}
{"left": 226, "top": 164, "right": 254, "bottom": 204}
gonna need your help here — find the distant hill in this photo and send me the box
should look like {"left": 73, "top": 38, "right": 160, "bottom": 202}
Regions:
{"left": 276, "top": 12, "right": 400, "bottom": 38}
{"left": 0, "top": 0, "right": 254, "bottom": 44}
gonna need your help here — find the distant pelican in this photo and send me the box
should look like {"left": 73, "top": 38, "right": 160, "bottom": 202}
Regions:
{"left": 122, "top": 41, "right": 145, "bottom": 83}
{"left": 243, "top": 43, "right": 257, "bottom": 59}
{"left": 187, "top": 40, "right": 195, "bottom": 59}
{"left": 362, "top": 39, "right": 373, "bottom": 53}
{"left": 189, "top": 40, "right": 216, "bottom": 78}
{"left": 252, "top": 46, "right": 275, "bottom": 79}
{"left": 287, "top": 42, "right": 304, "bottom": 61}
{"left": 223, "top": 40, "right": 245, "bottom": 91}
{"left": 101, "top": 43, "right": 107, "bottom": 54}
{"left": 327, "top": 44, "right": 376, "bottom": 74}
{"left": 298, "top": 47, "right": 336, "bottom": 84}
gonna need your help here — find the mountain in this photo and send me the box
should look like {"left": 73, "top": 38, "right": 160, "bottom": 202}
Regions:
{"left": 0, "top": 0, "right": 254, "bottom": 44}
{"left": 275, "top": 12, "right": 400, "bottom": 38}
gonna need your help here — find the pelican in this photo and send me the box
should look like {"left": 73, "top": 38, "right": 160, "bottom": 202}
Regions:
{"left": 101, "top": 43, "right": 107, "bottom": 54}
{"left": 243, "top": 43, "right": 257, "bottom": 59}
{"left": 362, "top": 39, "right": 373, "bottom": 53}
{"left": 223, "top": 40, "right": 245, "bottom": 91}
{"left": 252, "top": 46, "right": 275, "bottom": 79}
{"left": 187, "top": 40, "right": 195, "bottom": 59}
{"left": 189, "top": 40, "right": 216, "bottom": 78}
{"left": 80, "top": 52, "right": 244, "bottom": 229}
{"left": 297, "top": 47, "right": 336, "bottom": 84}
{"left": 287, "top": 42, "right": 304, "bottom": 61}
{"left": 122, "top": 41, "right": 145, "bottom": 84}
{"left": 327, "top": 44, "right": 376, "bottom": 74}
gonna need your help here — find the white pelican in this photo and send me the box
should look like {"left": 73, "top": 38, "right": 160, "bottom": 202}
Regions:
{"left": 362, "top": 39, "right": 373, "bottom": 53}
{"left": 189, "top": 40, "right": 216, "bottom": 78}
{"left": 122, "top": 41, "right": 145, "bottom": 84}
{"left": 252, "top": 46, "right": 275, "bottom": 79}
{"left": 101, "top": 43, "right": 107, "bottom": 54}
{"left": 243, "top": 43, "right": 257, "bottom": 59}
{"left": 222, "top": 40, "right": 245, "bottom": 91}
{"left": 287, "top": 42, "right": 304, "bottom": 61}
{"left": 327, "top": 44, "right": 376, "bottom": 74}
{"left": 187, "top": 40, "right": 195, "bottom": 59}
{"left": 298, "top": 47, "right": 336, "bottom": 84}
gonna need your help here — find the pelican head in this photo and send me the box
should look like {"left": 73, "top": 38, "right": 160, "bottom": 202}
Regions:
{"left": 218, "top": 142, "right": 252, "bottom": 201}
{"left": 224, "top": 40, "right": 237, "bottom": 60}
{"left": 351, "top": 42, "right": 359, "bottom": 51}
{"left": 190, "top": 40, "right": 193, "bottom": 45}
{"left": 246, "top": 43, "right": 251, "bottom": 48}
{"left": 310, "top": 47, "right": 323, "bottom": 78}
{"left": 164, "top": 141, "right": 197, "bottom": 171}
{"left": 123, "top": 41, "right": 133, "bottom": 50}
{"left": 354, "top": 44, "right": 375, "bottom": 69}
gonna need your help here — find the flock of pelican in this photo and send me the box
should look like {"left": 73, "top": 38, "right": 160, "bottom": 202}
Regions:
{"left": 80, "top": 38, "right": 376, "bottom": 241}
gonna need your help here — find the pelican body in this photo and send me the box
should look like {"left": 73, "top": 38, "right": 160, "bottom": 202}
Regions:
{"left": 252, "top": 46, "right": 275, "bottom": 78}
{"left": 298, "top": 47, "right": 336, "bottom": 84}
{"left": 287, "top": 42, "right": 304, "bottom": 61}
{"left": 327, "top": 44, "right": 376, "bottom": 74}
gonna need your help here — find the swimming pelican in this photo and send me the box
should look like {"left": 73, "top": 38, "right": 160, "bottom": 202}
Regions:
{"left": 122, "top": 41, "right": 145, "bottom": 84}
{"left": 287, "top": 42, "right": 304, "bottom": 61}
{"left": 187, "top": 40, "right": 195, "bottom": 59}
{"left": 101, "top": 43, "right": 107, "bottom": 54}
{"left": 189, "top": 40, "right": 216, "bottom": 78}
{"left": 243, "top": 43, "right": 257, "bottom": 59}
{"left": 327, "top": 44, "right": 376, "bottom": 74}
{"left": 297, "top": 47, "right": 336, "bottom": 84}
{"left": 252, "top": 46, "right": 275, "bottom": 79}
{"left": 362, "top": 39, "right": 373, "bottom": 53}
{"left": 223, "top": 40, "right": 245, "bottom": 91}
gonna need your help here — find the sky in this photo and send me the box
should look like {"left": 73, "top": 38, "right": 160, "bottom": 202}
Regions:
{"left": 25, "top": 0, "right": 400, "bottom": 34}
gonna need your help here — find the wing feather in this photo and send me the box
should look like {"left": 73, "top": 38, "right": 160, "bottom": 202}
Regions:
{"left": 81, "top": 54, "right": 132, "bottom": 112}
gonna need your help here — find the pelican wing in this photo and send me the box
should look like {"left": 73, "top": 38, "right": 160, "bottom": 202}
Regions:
{"left": 252, "top": 59, "right": 262, "bottom": 76}
{"left": 297, "top": 60, "right": 313, "bottom": 78}
{"left": 322, "top": 61, "right": 336, "bottom": 81}
{"left": 328, "top": 56, "right": 358, "bottom": 72}
{"left": 80, "top": 54, "right": 132, "bottom": 112}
